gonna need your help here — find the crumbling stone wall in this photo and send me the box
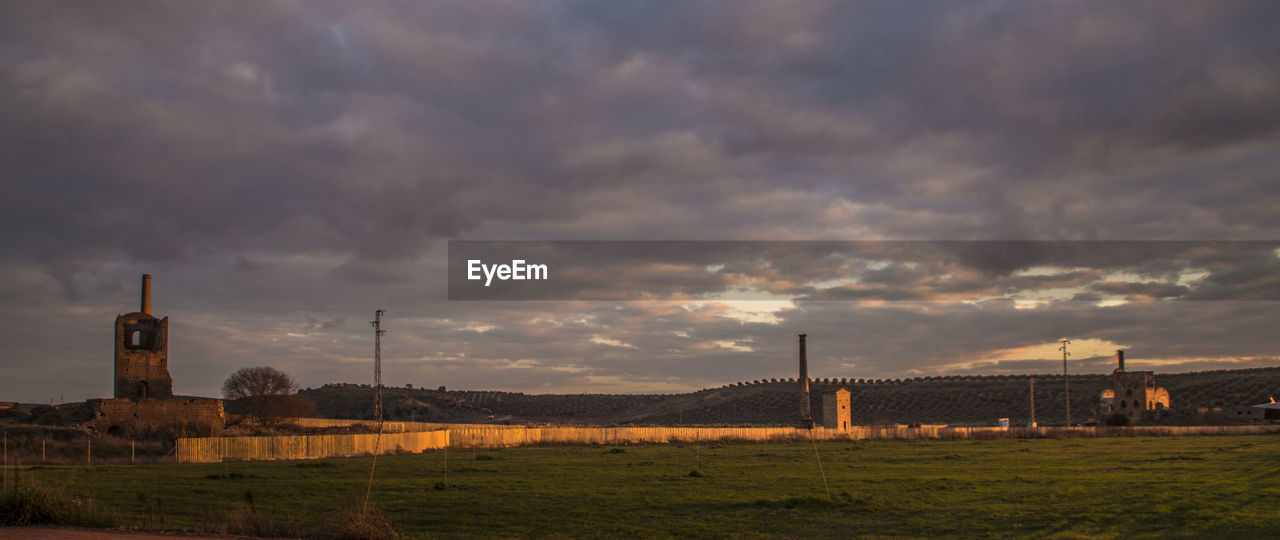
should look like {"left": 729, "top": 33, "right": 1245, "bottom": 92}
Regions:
{"left": 88, "top": 398, "right": 224, "bottom": 437}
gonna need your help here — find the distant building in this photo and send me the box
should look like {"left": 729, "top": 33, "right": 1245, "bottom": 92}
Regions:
{"left": 87, "top": 275, "right": 224, "bottom": 437}
{"left": 1101, "top": 350, "right": 1170, "bottom": 424}
{"left": 822, "top": 387, "right": 851, "bottom": 431}
{"left": 1247, "top": 401, "right": 1280, "bottom": 421}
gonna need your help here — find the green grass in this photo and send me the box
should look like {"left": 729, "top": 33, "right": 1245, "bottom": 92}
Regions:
{"left": 12, "top": 435, "right": 1280, "bottom": 538}
{"left": 1, "top": 483, "right": 119, "bottom": 528}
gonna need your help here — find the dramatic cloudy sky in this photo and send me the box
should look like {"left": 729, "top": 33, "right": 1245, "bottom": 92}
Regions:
{"left": 2, "top": 1, "right": 1278, "bottom": 403}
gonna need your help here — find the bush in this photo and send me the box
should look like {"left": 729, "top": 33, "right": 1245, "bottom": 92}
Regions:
{"left": 329, "top": 505, "right": 399, "bottom": 540}
{"left": 1, "top": 484, "right": 118, "bottom": 528}
{"left": 226, "top": 394, "right": 317, "bottom": 427}
{"left": 223, "top": 366, "right": 315, "bottom": 425}
{"left": 1104, "top": 413, "right": 1130, "bottom": 426}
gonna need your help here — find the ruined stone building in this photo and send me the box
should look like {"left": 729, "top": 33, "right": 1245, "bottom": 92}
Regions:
{"left": 1098, "top": 389, "right": 1115, "bottom": 413}
{"left": 87, "top": 274, "right": 224, "bottom": 436}
{"left": 796, "top": 334, "right": 853, "bottom": 431}
{"left": 822, "top": 387, "right": 851, "bottom": 431}
{"left": 1100, "top": 350, "right": 1170, "bottom": 424}
{"left": 115, "top": 274, "right": 173, "bottom": 399}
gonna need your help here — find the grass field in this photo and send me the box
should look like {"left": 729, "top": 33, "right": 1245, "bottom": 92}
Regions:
{"left": 9, "top": 434, "right": 1280, "bottom": 538}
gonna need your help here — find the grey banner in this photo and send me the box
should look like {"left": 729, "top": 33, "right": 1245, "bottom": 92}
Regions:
{"left": 447, "top": 240, "right": 1280, "bottom": 301}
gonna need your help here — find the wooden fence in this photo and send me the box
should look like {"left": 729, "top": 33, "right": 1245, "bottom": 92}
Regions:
{"left": 447, "top": 426, "right": 813, "bottom": 448}
{"left": 177, "top": 429, "right": 449, "bottom": 463}
{"left": 175, "top": 423, "right": 1280, "bottom": 463}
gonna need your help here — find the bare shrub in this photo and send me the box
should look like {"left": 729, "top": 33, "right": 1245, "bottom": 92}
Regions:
{"left": 329, "top": 505, "right": 399, "bottom": 540}
{"left": 1, "top": 483, "right": 118, "bottom": 528}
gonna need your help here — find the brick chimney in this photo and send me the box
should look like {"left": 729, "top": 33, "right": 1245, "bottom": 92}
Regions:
{"left": 799, "top": 334, "right": 812, "bottom": 425}
{"left": 141, "top": 274, "right": 152, "bottom": 315}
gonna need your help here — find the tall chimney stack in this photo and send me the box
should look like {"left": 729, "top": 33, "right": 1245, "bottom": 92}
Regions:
{"left": 798, "top": 334, "right": 812, "bottom": 425}
{"left": 141, "top": 274, "right": 152, "bottom": 315}
{"left": 1116, "top": 349, "right": 1125, "bottom": 372}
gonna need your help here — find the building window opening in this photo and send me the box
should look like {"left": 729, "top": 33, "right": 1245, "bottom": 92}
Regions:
{"left": 138, "top": 381, "right": 149, "bottom": 399}
{"left": 130, "top": 330, "right": 142, "bottom": 347}
{"left": 1121, "top": 401, "right": 1127, "bottom": 409}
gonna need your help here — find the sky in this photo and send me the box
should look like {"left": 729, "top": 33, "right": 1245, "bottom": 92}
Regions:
{"left": 1, "top": 1, "right": 1278, "bottom": 403}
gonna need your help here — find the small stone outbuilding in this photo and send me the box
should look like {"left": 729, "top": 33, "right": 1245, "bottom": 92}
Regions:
{"left": 822, "top": 387, "right": 851, "bottom": 431}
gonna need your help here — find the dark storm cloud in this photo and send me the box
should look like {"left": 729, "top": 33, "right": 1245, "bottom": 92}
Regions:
{"left": 1, "top": 1, "right": 1278, "bottom": 400}
{"left": 5, "top": 1, "right": 1279, "bottom": 271}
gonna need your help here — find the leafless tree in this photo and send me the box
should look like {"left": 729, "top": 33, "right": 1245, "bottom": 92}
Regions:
{"left": 222, "top": 366, "right": 314, "bottom": 425}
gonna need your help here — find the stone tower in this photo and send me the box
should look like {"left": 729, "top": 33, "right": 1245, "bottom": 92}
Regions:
{"left": 822, "top": 387, "right": 851, "bottom": 431}
{"left": 114, "top": 274, "right": 173, "bottom": 399}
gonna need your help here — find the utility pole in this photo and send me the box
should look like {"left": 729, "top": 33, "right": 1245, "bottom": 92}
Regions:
{"left": 1028, "top": 377, "right": 1036, "bottom": 428}
{"left": 1059, "top": 338, "right": 1071, "bottom": 427}
{"left": 371, "top": 310, "right": 386, "bottom": 422}
{"left": 798, "top": 334, "right": 812, "bottom": 427}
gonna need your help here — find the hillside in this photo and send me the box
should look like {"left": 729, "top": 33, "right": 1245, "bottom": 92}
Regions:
{"left": 299, "top": 367, "right": 1280, "bottom": 427}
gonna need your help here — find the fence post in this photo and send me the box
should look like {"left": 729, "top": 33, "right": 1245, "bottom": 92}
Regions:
{"left": 42, "top": 439, "right": 46, "bottom": 463}
{"left": 87, "top": 437, "right": 91, "bottom": 466}
{"left": 131, "top": 440, "right": 135, "bottom": 464}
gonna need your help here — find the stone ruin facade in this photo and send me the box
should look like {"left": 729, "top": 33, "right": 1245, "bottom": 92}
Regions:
{"left": 88, "top": 396, "right": 224, "bottom": 437}
{"left": 86, "top": 274, "right": 224, "bottom": 437}
{"left": 114, "top": 277, "right": 173, "bottom": 399}
{"left": 822, "top": 387, "right": 851, "bottom": 431}
{"left": 1100, "top": 350, "right": 1170, "bottom": 425}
